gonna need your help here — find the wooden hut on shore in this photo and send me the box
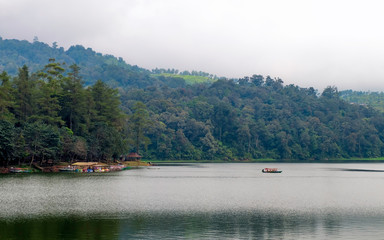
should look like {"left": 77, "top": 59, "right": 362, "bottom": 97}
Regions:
{"left": 121, "top": 153, "right": 150, "bottom": 167}
{"left": 126, "top": 152, "right": 142, "bottom": 161}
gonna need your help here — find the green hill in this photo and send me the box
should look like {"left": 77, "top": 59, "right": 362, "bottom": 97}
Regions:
{"left": 0, "top": 37, "right": 190, "bottom": 89}
{"left": 2, "top": 37, "right": 384, "bottom": 163}
{"left": 0, "top": 37, "right": 149, "bottom": 87}
{"left": 0, "top": 37, "right": 220, "bottom": 89}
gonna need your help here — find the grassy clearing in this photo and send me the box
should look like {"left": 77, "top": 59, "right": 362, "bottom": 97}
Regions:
{"left": 152, "top": 73, "right": 214, "bottom": 84}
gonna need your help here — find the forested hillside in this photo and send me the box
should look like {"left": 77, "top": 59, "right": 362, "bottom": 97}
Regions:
{"left": 0, "top": 37, "right": 189, "bottom": 89}
{"left": 1, "top": 37, "right": 384, "bottom": 166}
{"left": 340, "top": 90, "right": 384, "bottom": 112}
{"left": 121, "top": 78, "right": 384, "bottom": 160}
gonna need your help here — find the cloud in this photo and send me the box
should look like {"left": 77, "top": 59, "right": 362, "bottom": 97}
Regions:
{"left": 1, "top": 0, "right": 384, "bottom": 91}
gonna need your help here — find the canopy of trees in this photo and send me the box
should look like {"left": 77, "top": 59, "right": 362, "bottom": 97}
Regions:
{"left": 119, "top": 78, "right": 384, "bottom": 161}
{"left": 0, "top": 61, "right": 129, "bottom": 166}
{"left": 2, "top": 37, "right": 384, "bottom": 166}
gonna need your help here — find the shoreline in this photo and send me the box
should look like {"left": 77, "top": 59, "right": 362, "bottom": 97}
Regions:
{"left": 149, "top": 158, "right": 384, "bottom": 164}
{"left": 2, "top": 158, "right": 384, "bottom": 174}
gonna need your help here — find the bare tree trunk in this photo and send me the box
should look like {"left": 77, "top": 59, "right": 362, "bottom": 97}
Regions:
{"left": 30, "top": 154, "right": 35, "bottom": 167}
{"left": 30, "top": 144, "right": 37, "bottom": 167}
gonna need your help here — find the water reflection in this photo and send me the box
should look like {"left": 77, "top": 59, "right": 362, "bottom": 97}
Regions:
{"left": 0, "top": 216, "right": 120, "bottom": 240}
{"left": 2, "top": 163, "right": 384, "bottom": 239}
{"left": 1, "top": 210, "right": 383, "bottom": 240}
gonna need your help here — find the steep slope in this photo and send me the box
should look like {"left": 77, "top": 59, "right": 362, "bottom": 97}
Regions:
{"left": 0, "top": 37, "right": 154, "bottom": 88}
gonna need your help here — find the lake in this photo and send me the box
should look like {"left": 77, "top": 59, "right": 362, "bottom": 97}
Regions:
{"left": 1, "top": 163, "right": 384, "bottom": 239}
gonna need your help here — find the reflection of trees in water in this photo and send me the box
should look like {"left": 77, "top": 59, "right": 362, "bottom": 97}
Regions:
{"left": 323, "top": 213, "right": 343, "bottom": 235}
{"left": 117, "top": 211, "right": 339, "bottom": 239}
{"left": 0, "top": 211, "right": 379, "bottom": 239}
{"left": 0, "top": 216, "right": 120, "bottom": 240}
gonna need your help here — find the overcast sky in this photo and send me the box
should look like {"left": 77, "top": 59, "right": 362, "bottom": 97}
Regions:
{"left": 1, "top": 0, "right": 384, "bottom": 91}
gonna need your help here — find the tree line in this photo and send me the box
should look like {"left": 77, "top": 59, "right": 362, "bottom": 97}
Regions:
{"left": 0, "top": 60, "right": 148, "bottom": 167}
{"left": 120, "top": 75, "right": 384, "bottom": 161}
{"left": 3, "top": 60, "right": 384, "bottom": 165}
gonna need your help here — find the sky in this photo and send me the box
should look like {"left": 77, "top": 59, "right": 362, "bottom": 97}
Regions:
{"left": 1, "top": 0, "right": 384, "bottom": 91}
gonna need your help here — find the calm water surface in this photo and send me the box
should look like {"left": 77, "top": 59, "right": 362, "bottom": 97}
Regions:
{"left": 1, "top": 163, "right": 384, "bottom": 239}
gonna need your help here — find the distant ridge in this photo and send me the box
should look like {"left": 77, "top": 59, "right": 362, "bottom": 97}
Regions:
{"left": 0, "top": 37, "right": 152, "bottom": 88}
{"left": 1, "top": 37, "right": 383, "bottom": 109}
{"left": 0, "top": 37, "right": 220, "bottom": 89}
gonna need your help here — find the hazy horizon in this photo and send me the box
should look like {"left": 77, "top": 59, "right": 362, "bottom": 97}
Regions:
{"left": 1, "top": 0, "right": 384, "bottom": 91}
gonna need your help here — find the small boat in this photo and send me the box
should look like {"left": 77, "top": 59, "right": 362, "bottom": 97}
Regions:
{"left": 59, "top": 166, "right": 76, "bottom": 172}
{"left": 262, "top": 168, "right": 282, "bottom": 173}
{"left": 9, "top": 167, "right": 31, "bottom": 173}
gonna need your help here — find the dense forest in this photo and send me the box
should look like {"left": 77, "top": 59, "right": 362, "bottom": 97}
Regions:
{"left": 0, "top": 60, "right": 131, "bottom": 167}
{"left": 123, "top": 78, "right": 384, "bottom": 160}
{"left": 1, "top": 37, "right": 384, "bottom": 166}
{"left": 0, "top": 37, "right": 191, "bottom": 89}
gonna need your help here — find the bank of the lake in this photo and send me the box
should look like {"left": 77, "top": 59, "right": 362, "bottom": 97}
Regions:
{"left": 149, "top": 157, "right": 384, "bottom": 164}
{"left": 3, "top": 157, "right": 384, "bottom": 175}
{"left": 0, "top": 160, "right": 151, "bottom": 174}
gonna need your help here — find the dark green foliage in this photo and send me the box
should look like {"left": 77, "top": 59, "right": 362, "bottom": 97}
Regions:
{"left": 60, "top": 64, "right": 88, "bottom": 135}
{"left": 0, "top": 62, "right": 126, "bottom": 166}
{"left": 121, "top": 79, "right": 384, "bottom": 160}
{"left": 125, "top": 102, "right": 151, "bottom": 155}
{"left": 0, "top": 71, "right": 15, "bottom": 121}
{"left": 2, "top": 38, "right": 384, "bottom": 163}
{"left": 59, "top": 127, "right": 87, "bottom": 163}
{"left": 89, "top": 80, "right": 124, "bottom": 129}
{"left": 13, "top": 65, "right": 36, "bottom": 124}
{"left": 87, "top": 123, "right": 126, "bottom": 162}
{"left": 32, "top": 60, "right": 65, "bottom": 126}
{"left": 23, "top": 121, "right": 60, "bottom": 166}
{"left": 0, "top": 38, "right": 184, "bottom": 89}
{"left": 0, "top": 120, "right": 15, "bottom": 166}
